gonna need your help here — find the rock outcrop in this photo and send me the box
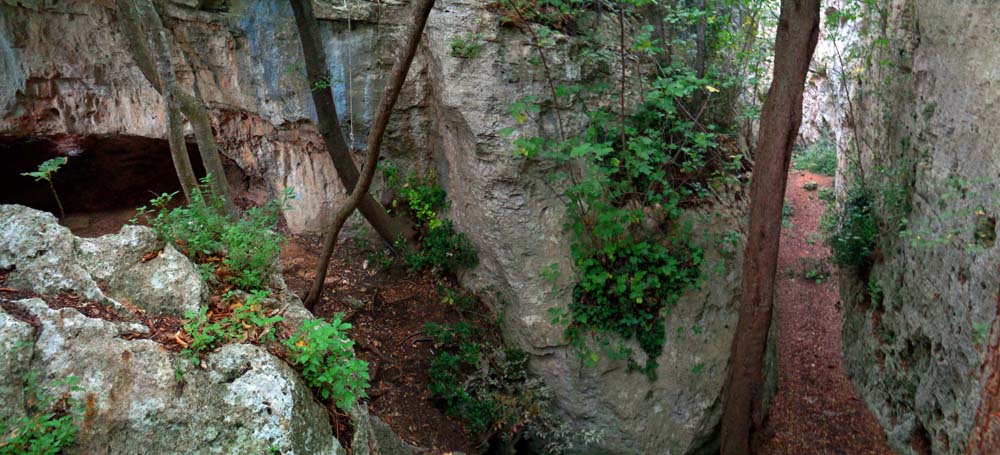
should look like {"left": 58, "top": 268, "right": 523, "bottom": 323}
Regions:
{"left": 0, "top": 2, "right": 745, "bottom": 452}
{"left": 0, "top": 204, "right": 343, "bottom": 454}
{"left": 1, "top": 204, "right": 420, "bottom": 454}
{"left": 812, "top": 1, "right": 1000, "bottom": 453}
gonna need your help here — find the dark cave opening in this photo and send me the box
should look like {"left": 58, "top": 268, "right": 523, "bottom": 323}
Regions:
{"left": 0, "top": 134, "right": 247, "bottom": 236}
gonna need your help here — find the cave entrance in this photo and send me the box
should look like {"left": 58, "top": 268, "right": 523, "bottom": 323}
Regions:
{"left": 0, "top": 134, "right": 242, "bottom": 237}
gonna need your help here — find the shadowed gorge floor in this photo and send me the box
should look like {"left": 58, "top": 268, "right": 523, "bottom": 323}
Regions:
{"left": 758, "top": 170, "right": 895, "bottom": 454}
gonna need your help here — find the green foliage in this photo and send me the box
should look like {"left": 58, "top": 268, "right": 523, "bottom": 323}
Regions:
{"left": 21, "top": 157, "right": 68, "bottom": 217}
{"left": 423, "top": 322, "right": 549, "bottom": 445}
{"left": 974, "top": 322, "right": 991, "bottom": 347}
{"left": 21, "top": 157, "right": 67, "bottom": 183}
{"left": 794, "top": 135, "right": 837, "bottom": 176}
{"left": 782, "top": 201, "right": 795, "bottom": 229}
{"left": 0, "top": 373, "right": 81, "bottom": 455}
{"left": 180, "top": 290, "right": 284, "bottom": 366}
{"left": 136, "top": 177, "right": 294, "bottom": 291}
{"left": 382, "top": 165, "right": 478, "bottom": 274}
{"left": 284, "top": 317, "right": 370, "bottom": 411}
{"left": 825, "top": 187, "right": 877, "bottom": 270}
{"left": 450, "top": 33, "right": 484, "bottom": 59}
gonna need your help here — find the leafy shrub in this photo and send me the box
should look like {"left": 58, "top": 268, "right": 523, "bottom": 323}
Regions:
{"left": 0, "top": 373, "right": 81, "bottom": 455}
{"left": 136, "top": 178, "right": 293, "bottom": 291}
{"left": 794, "top": 135, "right": 837, "bottom": 176}
{"left": 506, "top": 66, "right": 715, "bottom": 378}
{"left": 382, "top": 165, "right": 478, "bottom": 274}
{"left": 284, "top": 317, "right": 370, "bottom": 411}
{"left": 824, "top": 187, "right": 877, "bottom": 269}
{"left": 423, "top": 322, "right": 549, "bottom": 445}
{"left": 450, "top": 33, "right": 483, "bottom": 59}
{"left": 180, "top": 290, "right": 284, "bottom": 366}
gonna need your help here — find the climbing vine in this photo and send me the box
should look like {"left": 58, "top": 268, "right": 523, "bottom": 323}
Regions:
{"left": 499, "top": 0, "right": 768, "bottom": 377}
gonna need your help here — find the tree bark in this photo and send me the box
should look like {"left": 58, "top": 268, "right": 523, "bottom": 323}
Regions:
{"left": 720, "top": 1, "right": 820, "bottom": 454}
{"left": 302, "top": 0, "right": 435, "bottom": 310}
{"left": 117, "top": 0, "right": 236, "bottom": 216}
{"left": 288, "top": 0, "right": 418, "bottom": 248}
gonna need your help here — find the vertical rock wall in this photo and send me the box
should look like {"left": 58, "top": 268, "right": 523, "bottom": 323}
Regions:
{"left": 829, "top": 1, "right": 1000, "bottom": 453}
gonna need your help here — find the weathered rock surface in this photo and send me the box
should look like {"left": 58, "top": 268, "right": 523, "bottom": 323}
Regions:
{"left": 0, "top": 204, "right": 204, "bottom": 316}
{"left": 0, "top": 203, "right": 414, "bottom": 454}
{"left": 818, "top": 1, "right": 1000, "bottom": 453}
{"left": 0, "top": 2, "right": 745, "bottom": 452}
{"left": 0, "top": 309, "right": 33, "bottom": 424}
{"left": 3, "top": 298, "right": 340, "bottom": 454}
{"left": 106, "top": 243, "right": 206, "bottom": 317}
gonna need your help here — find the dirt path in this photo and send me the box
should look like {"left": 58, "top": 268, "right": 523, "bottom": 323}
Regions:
{"left": 758, "top": 171, "right": 895, "bottom": 455}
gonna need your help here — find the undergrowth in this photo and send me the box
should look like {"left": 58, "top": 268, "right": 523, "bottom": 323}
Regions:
{"left": 382, "top": 165, "right": 478, "bottom": 274}
{"left": 0, "top": 373, "right": 81, "bottom": 455}
{"left": 793, "top": 134, "right": 837, "bottom": 176}
{"left": 180, "top": 290, "right": 283, "bottom": 366}
{"left": 823, "top": 186, "right": 877, "bottom": 270}
{"left": 284, "top": 316, "right": 370, "bottom": 411}
{"left": 423, "top": 319, "right": 593, "bottom": 452}
{"left": 136, "top": 176, "right": 294, "bottom": 291}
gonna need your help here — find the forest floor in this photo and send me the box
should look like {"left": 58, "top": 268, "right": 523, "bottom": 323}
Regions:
{"left": 757, "top": 170, "right": 895, "bottom": 455}
{"left": 280, "top": 234, "right": 481, "bottom": 454}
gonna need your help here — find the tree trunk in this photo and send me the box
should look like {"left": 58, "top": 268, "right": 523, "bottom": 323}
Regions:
{"left": 302, "top": 0, "right": 435, "bottom": 310}
{"left": 116, "top": 0, "right": 236, "bottom": 216}
{"left": 288, "top": 0, "right": 418, "bottom": 248}
{"left": 128, "top": 0, "right": 199, "bottom": 201}
{"left": 720, "top": 1, "right": 820, "bottom": 454}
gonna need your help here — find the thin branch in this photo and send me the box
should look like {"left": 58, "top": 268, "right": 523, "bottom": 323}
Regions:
{"left": 303, "top": 0, "right": 436, "bottom": 309}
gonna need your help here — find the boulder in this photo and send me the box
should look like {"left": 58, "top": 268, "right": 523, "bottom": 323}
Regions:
{"left": 0, "top": 204, "right": 205, "bottom": 317}
{"left": 0, "top": 309, "right": 33, "bottom": 423}
{"left": 105, "top": 244, "right": 207, "bottom": 318}
{"left": 4, "top": 297, "right": 341, "bottom": 455}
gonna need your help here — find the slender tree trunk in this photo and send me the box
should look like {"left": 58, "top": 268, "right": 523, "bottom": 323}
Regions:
{"left": 129, "top": 0, "right": 198, "bottom": 201}
{"left": 302, "top": 0, "right": 435, "bottom": 310}
{"left": 289, "top": 0, "right": 418, "bottom": 248}
{"left": 117, "top": 0, "right": 235, "bottom": 215}
{"left": 720, "top": 1, "right": 820, "bottom": 454}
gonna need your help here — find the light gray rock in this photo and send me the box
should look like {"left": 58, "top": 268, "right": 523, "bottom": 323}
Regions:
{"left": 106, "top": 244, "right": 207, "bottom": 317}
{"left": 14, "top": 297, "right": 341, "bottom": 455}
{"left": 0, "top": 204, "right": 206, "bottom": 317}
{"left": 0, "top": 205, "right": 105, "bottom": 302}
{"left": 0, "top": 308, "right": 33, "bottom": 423}
{"left": 826, "top": 1, "right": 1000, "bottom": 453}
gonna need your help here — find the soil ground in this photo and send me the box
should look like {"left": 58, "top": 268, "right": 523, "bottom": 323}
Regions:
{"left": 757, "top": 170, "right": 895, "bottom": 455}
{"left": 280, "top": 234, "right": 481, "bottom": 454}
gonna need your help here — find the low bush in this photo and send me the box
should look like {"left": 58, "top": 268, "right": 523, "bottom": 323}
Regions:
{"left": 136, "top": 177, "right": 293, "bottom": 291}
{"left": 284, "top": 316, "right": 370, "bottom": 411}
{"left": 423, "top": 321, "right": 548, "bottom": 445}
{"left": 180, "top": 290, "right": 283, "bottom": 366}
{"left": 794, "top": 135, "right": 837, "bottom": 176}
{"left": 824, "top": 186, "right": 877, "bottom": 270}
{"left": 0, "top": 373, "right": 81, "bottom": 455}
{"left": 382, "top": 165, "right": 478, "bottom": 274}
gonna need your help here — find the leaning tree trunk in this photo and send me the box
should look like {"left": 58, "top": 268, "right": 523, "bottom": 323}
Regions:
{"left": 720, "top": 1, "right": 821, "bottom": 454}
{"left": 301, "top": 0, "right": 436, "bottom": 310}
{"left": 289, "top": 0, "right": 418, "bottom": 248}
{"left": 117, "top": 0, "right": 236, "bottom": 215}
{"left": 128, "top": 0, "right": 198, "bottom": 201}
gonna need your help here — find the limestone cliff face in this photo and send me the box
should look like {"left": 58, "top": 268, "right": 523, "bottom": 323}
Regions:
{"left": 0, "top": 2, "right": 742, "bottom": 452}
{"left": 821, "top": 1, "right": 1000, "bottom": 453}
